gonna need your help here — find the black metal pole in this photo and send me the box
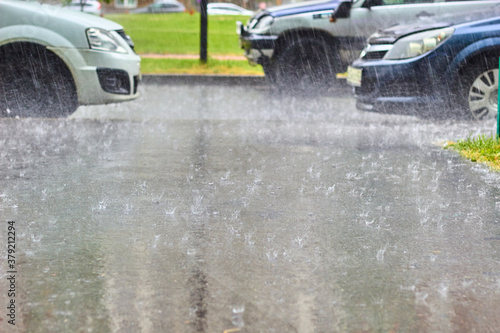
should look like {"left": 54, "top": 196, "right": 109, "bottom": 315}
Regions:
{"left": 200, "top": 0, "right": 208, "bottom": 64}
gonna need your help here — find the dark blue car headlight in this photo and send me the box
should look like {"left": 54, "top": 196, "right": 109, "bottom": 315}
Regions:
{"left": 384, "top": 27, "right": 455, "bottom": 60}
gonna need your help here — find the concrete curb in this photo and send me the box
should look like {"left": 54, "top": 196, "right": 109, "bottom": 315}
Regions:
{"left": 142, "top": 74, "right": 267, "bottom": 86}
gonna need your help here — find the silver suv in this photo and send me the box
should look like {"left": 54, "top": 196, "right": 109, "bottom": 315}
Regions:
{"left": 238, "top": 0, "right": 500, "bottom": 89}
{"left": 0, "top": 0, "right": 141, "bottom": 117}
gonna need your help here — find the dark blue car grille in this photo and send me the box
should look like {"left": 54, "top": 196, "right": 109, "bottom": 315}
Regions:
{"left": 356, "top": 80, "right": 432, "bottom": 98}
{"left": 361, "top": 51, "right": 387, "bottom": 61}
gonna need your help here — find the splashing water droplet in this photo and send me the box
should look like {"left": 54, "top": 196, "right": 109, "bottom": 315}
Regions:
{"left": 165, "top": 207, "right": 176, "bottom": 215}
{"left": 232, "top": 305, "right": 245, "bottom": 328}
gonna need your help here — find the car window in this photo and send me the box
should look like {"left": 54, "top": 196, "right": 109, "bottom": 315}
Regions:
{"left": 381, "top": 0, "right": 434, "bottom": 4}
{"left": 401, "top": 0, "right": 435, "bottom": 3}
{"left": 69, "top": 3, "right": 93, "bottom": 6}
{"left": 151, "top": 3, "right": 177, "bottom": 9}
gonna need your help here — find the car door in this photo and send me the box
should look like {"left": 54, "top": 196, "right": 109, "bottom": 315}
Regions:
{"left": 347, "top": 0, "right": 439, "bottom": 38}
{"left": 436, "top": 0, "right": 500, "bottom": 21}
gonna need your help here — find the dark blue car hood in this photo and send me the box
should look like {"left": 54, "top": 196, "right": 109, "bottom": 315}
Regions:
{"left": 368, "top": 22, "right": 452, "bottom": 44}
{"left": 368, "top": 9, "right": 500, "bottom": 44}
{"left": 266, "top": 0, "right": 341, "bottom": 18}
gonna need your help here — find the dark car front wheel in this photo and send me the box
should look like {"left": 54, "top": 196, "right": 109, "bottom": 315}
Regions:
{"left": 273, "top": 36, "right": 340, "bottom": 92}
{"left": 459, "top": 65, "right": 498, "bottom": 120}
{"left": 0, "top": 43, "right": 78, "bottom": 118}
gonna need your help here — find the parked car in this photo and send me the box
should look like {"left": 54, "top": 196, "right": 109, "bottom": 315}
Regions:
{"left": 132, "top": 0, "right": 185, "bottom": 14}
{"left": 208, "top": 3, "right": 253, "bottom": 16}
{"left": 0, "top": 0, "right": 140, "bottom": 117}
{"left": 64, "top": 0, "right": 102, "bottom": 16}
{"left": 347, "top": 16, "right": 500, "bottom": 120}
{"left": 238, "top": 0, "right": 500, "bottom": 90}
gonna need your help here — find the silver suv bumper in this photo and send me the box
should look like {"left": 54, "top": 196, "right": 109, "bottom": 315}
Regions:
{"left": 239, "top": 32, "right": 277, "bottom": 66}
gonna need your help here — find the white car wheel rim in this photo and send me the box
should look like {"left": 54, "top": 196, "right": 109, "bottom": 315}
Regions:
{"left": 468, "top": 69, "right": 498, "bottom": 120}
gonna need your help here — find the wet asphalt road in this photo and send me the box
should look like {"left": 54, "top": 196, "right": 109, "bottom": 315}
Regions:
{"left": 1, "top": 78, "right": 500, "bottom": 332}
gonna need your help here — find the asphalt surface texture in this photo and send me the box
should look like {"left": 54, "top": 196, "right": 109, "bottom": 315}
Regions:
{"left": 1, "top": 76, "right": 500, "bottom": 332}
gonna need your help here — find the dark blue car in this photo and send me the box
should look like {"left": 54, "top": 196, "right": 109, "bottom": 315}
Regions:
{"left": 347, "top": 16, "right": 500, "bottom": 120}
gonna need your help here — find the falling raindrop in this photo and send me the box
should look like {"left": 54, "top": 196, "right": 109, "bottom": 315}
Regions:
{"left": 376, "top": 243, "right": 388, "bottom": 262}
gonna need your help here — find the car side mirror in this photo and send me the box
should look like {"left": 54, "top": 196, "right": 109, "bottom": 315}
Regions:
{"left": 363, "top": 0, "right": 383, "bottom": 9}
{"left": 331, "top": 1, "right": 352, "bottom": 21}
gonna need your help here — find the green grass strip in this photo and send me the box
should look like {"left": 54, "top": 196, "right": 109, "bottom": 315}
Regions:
{"left": 141, "top": 57, "right": 264, "bottom": 76}
{"left": 445, "top": 134, "right": 500, "bottom": 171}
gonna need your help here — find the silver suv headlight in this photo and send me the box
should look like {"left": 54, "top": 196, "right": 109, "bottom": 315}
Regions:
{"left": 248, "top": 15, "right": 273, "bottom": 34}
{"left": 86, "top": 28, "right": 127, "bottom": 54}
{"left": 254, "top": 15, "right": 273, "bottom": 30}
{"left": 383, "top": 27, "right": 454, "bottom": 60}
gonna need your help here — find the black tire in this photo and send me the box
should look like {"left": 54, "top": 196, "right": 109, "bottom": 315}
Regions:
{"left": 262, "top": 61, "right": 277, "bottom": 85}
{"left": 0, "top": 43, "right": 78, "bottom": 118}
{"left": 273, "top": 36, "right": 341, "bottom": 92}
{"left": 457, "top": 59, "right": 498, "bottom": 120}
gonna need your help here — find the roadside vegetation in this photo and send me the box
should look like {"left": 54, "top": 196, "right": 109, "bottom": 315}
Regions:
{"left": 105, "top": 13, "right": 247, "bottom": 54}
{"left": 104, "top": 13, "right": 261, "bottom": 75}
{"left": 445, "top": 135, "right": 500, "bottom": 171}
{"left": 142, "top": 57, "right": 263, "bottom": 75}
